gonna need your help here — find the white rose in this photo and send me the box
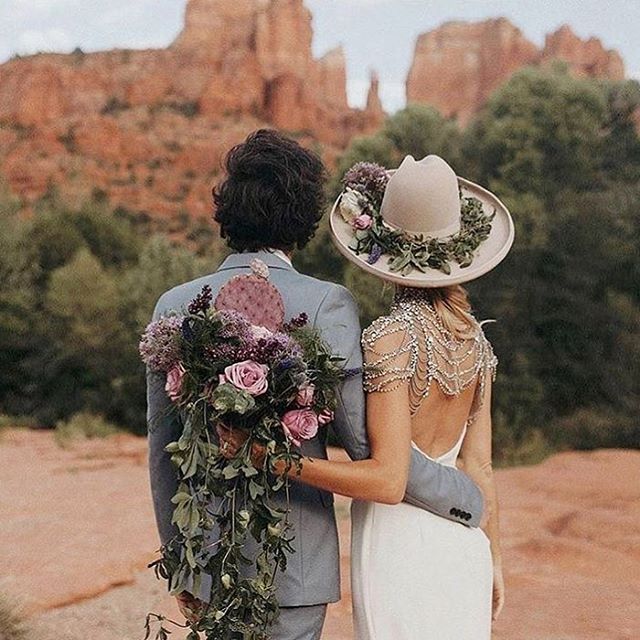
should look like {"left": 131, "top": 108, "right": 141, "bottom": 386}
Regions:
{"left": 338, "top": 188, "right": 365, "bottom": 224}
{"left": 250, "top": 324, "right": 272, "bottom": 341}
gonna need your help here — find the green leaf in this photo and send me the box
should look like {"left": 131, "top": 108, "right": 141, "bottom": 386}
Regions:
{"left": 211, "top": 384, "right": 256, "bottom": 414}
{"left": 222, "top": 464, "right": 240, "bottom": 480}
{"left": 249, "top": 479, "right": 265, "bottom": 500}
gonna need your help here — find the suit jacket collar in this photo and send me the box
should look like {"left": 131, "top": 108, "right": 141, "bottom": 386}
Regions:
{"left": 217, "top": 250, "right": 296, "bottom": 273}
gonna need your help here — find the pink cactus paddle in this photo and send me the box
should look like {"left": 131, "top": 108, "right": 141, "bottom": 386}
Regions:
{"left": 214, "top": 259, "right": 285, "bottom": 332}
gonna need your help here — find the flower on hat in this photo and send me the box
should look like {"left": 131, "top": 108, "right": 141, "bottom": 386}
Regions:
{"left": 338, "top": 188, "right": 367, "bottom": 224}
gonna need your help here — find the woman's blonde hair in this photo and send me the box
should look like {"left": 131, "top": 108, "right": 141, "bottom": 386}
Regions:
{"left": 424, "top": 285, "right": 477, "bottom": 340}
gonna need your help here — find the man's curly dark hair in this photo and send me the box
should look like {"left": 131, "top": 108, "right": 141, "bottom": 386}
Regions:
{"left": 213, "top": 129, "right": 328, "bottom": 253}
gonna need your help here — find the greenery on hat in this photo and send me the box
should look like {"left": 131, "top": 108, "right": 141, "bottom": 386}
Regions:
{"left": 340, "top": 162, "right": 495, "bottom": 275}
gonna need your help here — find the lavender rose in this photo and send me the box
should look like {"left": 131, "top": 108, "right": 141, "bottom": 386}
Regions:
{"left": 220, "top": 360, "right": 269, "bottom": 396}
{"left": 281, "top": 409, "right": 319, "bottom": 447}
{"left": 165, "top": 362, "right": 186, "bottom": 402}
{"left": 352, "top": 213, "right": 373, "bottom": 230}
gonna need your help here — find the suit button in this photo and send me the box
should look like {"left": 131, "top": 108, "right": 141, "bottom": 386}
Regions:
{"left": 449, "top": 508, "right": 457, "bottom": 516}
{"left": 465, "top": 513, "right": 471, "bottom": 520}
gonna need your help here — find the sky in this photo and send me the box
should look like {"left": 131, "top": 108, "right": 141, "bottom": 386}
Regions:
{"left": 2, "top": 0, "right": 639, "bottom": 113}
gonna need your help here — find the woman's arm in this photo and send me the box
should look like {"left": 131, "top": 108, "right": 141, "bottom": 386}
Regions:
{"left": 220, "top": 328, "right": 413, "bottom": 504}
{"left": 287, "top": 381, "right": 412, "bottom": 504}
{"left": 280, "top": 325, "right": 413, "bottom": 504}
{"left": 459, "top": 374, "right": 505, "bottom": 620}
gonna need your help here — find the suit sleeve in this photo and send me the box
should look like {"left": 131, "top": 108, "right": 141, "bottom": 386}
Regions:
{"left": 314, "top": 285, "right": 485, "bottom": 527}
{"left": 146, "top": 294, "right": 182, "bottom": 546}
{"left": 313, "top": 284, "right": 370, "bottom": 461}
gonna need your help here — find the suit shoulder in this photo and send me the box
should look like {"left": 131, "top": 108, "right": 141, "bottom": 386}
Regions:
{"left": 286, "top": 272, "right": 351, "bottom": 303}
{"left": 154, "top": 273, "right": 217, "bottom": 316}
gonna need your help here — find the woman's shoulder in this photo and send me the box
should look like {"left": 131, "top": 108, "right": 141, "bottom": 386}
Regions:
{"left": 361, "top": 310, "right": 413, "bottom": 349}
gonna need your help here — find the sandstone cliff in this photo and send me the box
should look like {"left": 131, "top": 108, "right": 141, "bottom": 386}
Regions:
{"left": 0, "top": 7, "right": 628, "bottom": 224}
{"left": 407, "top": 19, "right": 625, "bottom": 124}
{"left": 0, "top": 0, "right": 383, "bottom": 225}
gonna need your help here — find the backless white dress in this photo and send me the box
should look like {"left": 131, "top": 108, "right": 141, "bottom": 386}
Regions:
{"left": 351, "top": 289, "right": 496, "bottom": 640}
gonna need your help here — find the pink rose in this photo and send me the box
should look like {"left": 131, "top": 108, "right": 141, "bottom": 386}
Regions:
{"left": 165, "top": 362, "right": 186, "bottom": 402}
{"left": 220, "top": 360, "right": 269, "bottom": 396}
{"left": 317, "top": 408, "right": 334, "bottom": 425}
{"left": 281, "top": 409, "right": 319, "bottom": 447}
{"left": 352, "top": 214, "right": 372, "bottom": 230}
{"left": 296, "top": 383, "right": 315, "bottom": 407}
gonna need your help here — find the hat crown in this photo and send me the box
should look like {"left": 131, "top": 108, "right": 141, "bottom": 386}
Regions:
{"left": 380, "top": 154, "right": 461, "bottom": 236}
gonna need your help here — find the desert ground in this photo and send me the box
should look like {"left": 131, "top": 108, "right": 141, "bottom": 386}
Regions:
{"left": 1, "top": 427, "right": 639, "bottom": 639}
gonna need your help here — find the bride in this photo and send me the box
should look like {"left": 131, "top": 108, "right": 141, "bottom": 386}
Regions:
{"left": 224, "top": 153, "right": 513, "bottom": 638}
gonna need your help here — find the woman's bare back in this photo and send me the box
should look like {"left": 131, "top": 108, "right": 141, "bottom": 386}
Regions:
{"left": 362, "top": 288, "right": 497, "bottom": 462}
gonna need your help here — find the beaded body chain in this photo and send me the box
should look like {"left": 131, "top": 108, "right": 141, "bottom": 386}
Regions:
{"left": 362, "top": 288, "right": 498, "bottom": 421}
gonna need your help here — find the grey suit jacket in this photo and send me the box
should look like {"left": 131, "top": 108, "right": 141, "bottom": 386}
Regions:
{"left": 146, "top": 250, "right": 484, "bottom": 607}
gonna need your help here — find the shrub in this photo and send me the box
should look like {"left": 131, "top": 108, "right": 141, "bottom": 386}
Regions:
{"left": 0, "top": 593, "right": 28, "bottom": 640}
{"left": 101, "top": 97, "right": 130, "bottom": 116}
{"left": 54, "top": 412, "right": 120, "bottom": 447}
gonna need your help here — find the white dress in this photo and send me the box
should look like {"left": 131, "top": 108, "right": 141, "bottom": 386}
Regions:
{"left": 351, "top": 290, "right": 496, "bottom": 640}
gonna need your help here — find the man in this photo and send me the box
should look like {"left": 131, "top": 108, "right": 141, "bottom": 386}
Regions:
{"left": 146, "top": 129, "right": 484, "bottom": 639}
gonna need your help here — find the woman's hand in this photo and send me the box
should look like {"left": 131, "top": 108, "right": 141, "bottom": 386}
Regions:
{"left": 216, "top": 424, "right": 266, "bottom": 469}
{"left": 175, "top": 591, "right": 204, "bottom": 625}
{"left": 492, "top": 562, "right": 505, "bottom": 621}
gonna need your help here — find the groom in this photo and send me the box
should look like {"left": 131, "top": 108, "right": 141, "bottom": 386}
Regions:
{"left": 146, "top": 129, "right": 484, "bottom": 639}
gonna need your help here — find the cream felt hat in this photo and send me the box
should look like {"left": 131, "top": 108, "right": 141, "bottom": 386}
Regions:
{"left": 329, "top": 154, "right": 514, "bottom": 287}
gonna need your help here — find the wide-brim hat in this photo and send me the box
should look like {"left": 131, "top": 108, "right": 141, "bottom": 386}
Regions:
{"left": 329, "top": 154, "right": 514, "bottom": 288}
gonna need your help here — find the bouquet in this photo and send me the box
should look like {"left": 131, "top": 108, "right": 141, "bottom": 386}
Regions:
{"left": 139, "top": 260, "right": 344, "bottom": 640}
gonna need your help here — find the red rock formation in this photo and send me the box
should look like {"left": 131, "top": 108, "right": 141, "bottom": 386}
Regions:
{"left": 366, "top": 71, "right": 384, "bottom": 121}
{"left": 407, "top": 18, "right": 626, "bottom": 125}
{"left": 541, "top": 24, "right": 625, "bottom": 80}
{"left": 0, "top": 0, "right": 383, "bottom": 224}
{"left": 314, "top": 47, "right": 349, "bottom": 110}
{"left": 407, "top": 18, "right": 539, "bottom": 124}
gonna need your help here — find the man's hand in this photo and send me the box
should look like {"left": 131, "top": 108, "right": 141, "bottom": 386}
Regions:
{"left": 175, "top": 591, "right": 204, "bottom": 625}
{"left": 216, "top": 424, "right": 266, "bottom": 469}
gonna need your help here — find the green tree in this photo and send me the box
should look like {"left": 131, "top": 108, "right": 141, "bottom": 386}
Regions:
{"left": 465, "top": 66, "right": 606, "bottom": 200}
{"left": 384, "top": 104, "right": 461, "bottom": 167}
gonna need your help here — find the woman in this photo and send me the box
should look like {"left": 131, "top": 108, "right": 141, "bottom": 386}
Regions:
{"left": 223, "top": 154, "right": 513, "bottom": 638}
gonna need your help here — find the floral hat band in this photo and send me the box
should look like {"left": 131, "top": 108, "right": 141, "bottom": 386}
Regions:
{"left": 329, "top": 155, "right": 515, "bottom": 288}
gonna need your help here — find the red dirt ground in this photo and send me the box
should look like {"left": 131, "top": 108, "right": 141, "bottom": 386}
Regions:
{"left": 1, "top": 428, "right": 638, "bottom": 639}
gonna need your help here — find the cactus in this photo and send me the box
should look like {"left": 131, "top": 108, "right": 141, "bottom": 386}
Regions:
{"left": 214, "top": 259, "right": 285, "bottom": 331}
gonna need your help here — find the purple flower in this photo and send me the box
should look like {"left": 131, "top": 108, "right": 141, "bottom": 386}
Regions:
{"left": 281, "top": 409, "right": 319, "bottom": 447}
{"left": 188, "top": 285, "right": 213, "bottom": 314}
{"left": 181, "top": 317, "right": 194, "bottom": 342}
{"left": 217, "top": 310, "right": 253, "bottom": 341}
{"left": 342, "top": 162, "right": 389, "bottom": 202}
{"left": 367, "top": 244, "right": 383, "bottom": 265}
{"left": 139, "top": 315, "right": 184, "bottom": 372}
{"left": 284, "top": 312, "right": 309, "bottom": 330}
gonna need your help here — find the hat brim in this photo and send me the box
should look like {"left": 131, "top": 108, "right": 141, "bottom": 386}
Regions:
{"left": 329, "top": 176, "right": 515, "bottom": 288}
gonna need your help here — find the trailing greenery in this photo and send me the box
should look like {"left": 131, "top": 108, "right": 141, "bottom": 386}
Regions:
{"left": 141, "top": 297, "right": 344, "bottom": 638}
